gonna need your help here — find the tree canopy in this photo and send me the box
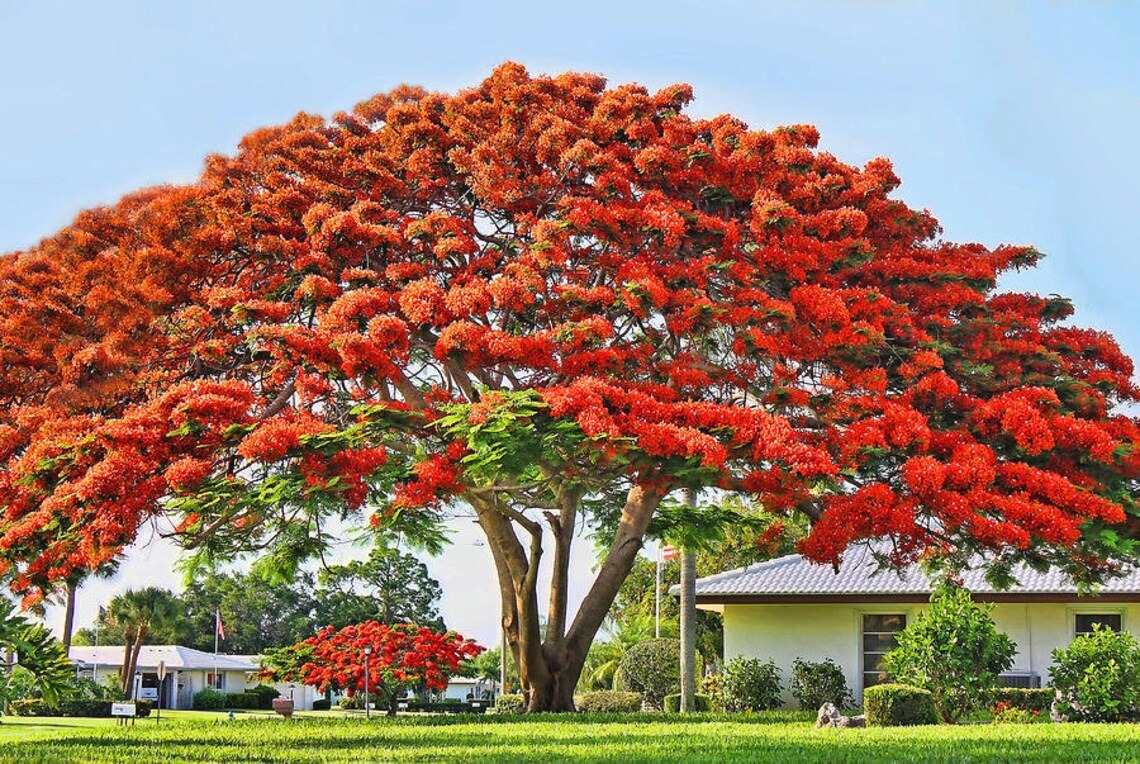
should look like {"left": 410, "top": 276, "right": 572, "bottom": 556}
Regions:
{"left": 0, "top": 63, "right": 1136, "bottom": 709}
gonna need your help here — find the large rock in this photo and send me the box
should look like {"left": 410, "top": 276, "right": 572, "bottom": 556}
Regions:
{"left": 816, "top": 702, "right": 866, "bottom": 728}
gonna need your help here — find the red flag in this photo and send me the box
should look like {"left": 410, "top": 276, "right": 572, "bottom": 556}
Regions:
{"left": 662, "top": 544, "right": 679, "bottom": 561}
{"left": 215, "top": 609, "right": 226, "bottom": 641}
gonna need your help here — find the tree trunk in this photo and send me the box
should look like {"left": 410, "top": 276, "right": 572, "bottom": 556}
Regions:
{"left": 120, "top": 634, "right": 135, "bottom": 696}
{"left": 124, "top": 623, "right": 148, "bottom": 700}
{"left": 61, "top": 580, "right": 77, "bottom": 653}
{"left": 679, "top": 487, "right": 698, "bottom": 713}
{"left": 679, "top": 546, "right": 697, "bottom": 712}
{"left": 474, "top": 484, "right": 664, "bottom": 712}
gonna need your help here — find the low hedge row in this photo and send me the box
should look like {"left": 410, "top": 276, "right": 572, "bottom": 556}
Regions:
{"left": 403, "top": 700, "right": 489, "bottom": 714}
{"left": 664, "top": 694, "right": 711, "bottom": 713}
{"left": 9, "top": 699, "right": 154, "bottom": 718}
{"left": 863, "top": 684, "right": 937, "bottom": 727}
{"left": 577, "top": 691, "right": 643, "bottom": 713}
{"left": 311, "top": 699, "right": 332, "bottom": 711}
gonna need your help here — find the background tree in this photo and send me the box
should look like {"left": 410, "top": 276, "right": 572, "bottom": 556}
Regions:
{"left": 314, "top": 538, "right": 444, "bottom": 631}
{"left": 177, "top": 567, "right": 318, "bottom": 654}
{"left": 1, "top": 64, "right": 1137, "bottom": 712}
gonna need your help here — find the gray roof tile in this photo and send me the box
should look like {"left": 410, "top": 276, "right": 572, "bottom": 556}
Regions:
{"left": 674, "top": 544, "right": 1140, "bottom": 598}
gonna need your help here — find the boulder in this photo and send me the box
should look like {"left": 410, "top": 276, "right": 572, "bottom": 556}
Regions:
{"left": 816, "top": 702, "right": 866, "bottom": 728}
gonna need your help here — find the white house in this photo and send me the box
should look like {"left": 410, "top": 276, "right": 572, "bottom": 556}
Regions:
{"left": 68, "top": 645, "right": 320, "bottom": 711}
{"left": 683, "top": 545, "right": 1140, "bottom": 706}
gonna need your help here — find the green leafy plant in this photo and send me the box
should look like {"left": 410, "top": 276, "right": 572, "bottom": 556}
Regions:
{"left": 1050, "top": 625, "right": 1140, "bottom": 722}
{"left": 722, "top": 657, "right": 782, "bottom": 712}
{"left": 790, "top": 658, "right": 854, "bottom": 711}
{"left": 0, "top": 601, "right": 74, "bottom": 710}
{"left": 883, "top": 586, "right": 1016, "bottom": 722}
{"left": 617, "top": 639, "right": 680, "bottom": 710}
{"left": 991, "top": 704, "right": 1042, "bottom": 724}
{"left": 863, "top": 684, "right": 938, "bottom": 726}
{"left": 699, "top": 673, "right": 726, "bottom": 712}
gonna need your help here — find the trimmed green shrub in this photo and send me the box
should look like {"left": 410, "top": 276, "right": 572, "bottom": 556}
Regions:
{"left": 618, "top": 639, "right": 680, "bottom": 710}
{"left": 246, "top": 684, "right": 281, "bottom": 709}
{"left": 311, "top": 698, "right": 332, "bottom": 711}
{"left": 790, "top": 658, "right": 854, "bottom": 711}
{"left": 993, "top": 688, "right": 1053, "bottom": 714}
{"left": 576, "top": 691, "right": 642, "bottom": 713}
{"left": 723, "top": 657, "right": 782, "bottom": 712}
{"left": 192, "top": 688, "right": 227, "bottom": 711}
{"left": 863, "top": 684, "right": 937, "bottom": 727}
{"left": 224, "top": 692, "right": 263, "bottom": 710}
{"left": 495, "top": 694, "right": 526, "bottom": 714}
{"left": 883, "top": 586, "right": 1016, "bottom": 722}
{"left": 664, "top": 693, "right": 711, "bottom": 713}
{"left": 1050, "top": 625, "right": 1140, "bottom": 722}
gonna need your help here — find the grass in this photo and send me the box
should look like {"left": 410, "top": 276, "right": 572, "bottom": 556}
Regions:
{"left": 1, "top": 711, "right": 1138, "bottom": 762}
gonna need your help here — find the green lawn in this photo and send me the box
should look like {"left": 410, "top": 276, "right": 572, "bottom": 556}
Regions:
{"left": 1, "top": 712, "right": 1139, "bottom": 763}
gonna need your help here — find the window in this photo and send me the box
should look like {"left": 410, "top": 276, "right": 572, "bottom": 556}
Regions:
{"left": 1075, "top": 614, "right": 1122, "bottom": 636}
{"left": 862, "top": 613, "right": 906, "bottom": 690}
{"left": 206, "top": 672, "right": 225, "bottom": 691}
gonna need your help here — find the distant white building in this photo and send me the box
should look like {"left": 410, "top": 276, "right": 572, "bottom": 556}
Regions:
{"left": 68, "top": 645, "right": 320, "bottom": 711}
{"left": 675, "top": 544, "right": 1140, "bottom": 707}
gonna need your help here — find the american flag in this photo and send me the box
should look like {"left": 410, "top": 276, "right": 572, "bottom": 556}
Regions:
{"left": 215, "top": 609, "right": 226, "bottom": 641}
{"left": 661, "top": 544, "right": 679, "bottom": 561}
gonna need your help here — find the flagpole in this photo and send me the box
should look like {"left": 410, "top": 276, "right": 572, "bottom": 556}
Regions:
{"left": 93, "top": 614, "right": 99, "bottom": 683}
{"left": 213, "top": 609, "right": 219, "bottom": 690}
{"left": 655, "top": 543, "right": 662, "bottom": 639}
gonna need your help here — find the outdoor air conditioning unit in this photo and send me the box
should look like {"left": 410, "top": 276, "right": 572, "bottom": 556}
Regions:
{"left": 999, "top": 671, "right": 1042, "bottom": 689}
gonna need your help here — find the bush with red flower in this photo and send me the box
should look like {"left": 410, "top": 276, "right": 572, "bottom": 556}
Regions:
{"left": 264, "top": 621, "right": 483, "bottom": 716}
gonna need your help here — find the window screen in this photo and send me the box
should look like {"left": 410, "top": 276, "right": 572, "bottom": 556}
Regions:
{"left": 862, "top": 613, "right": 906, "bottom": 690}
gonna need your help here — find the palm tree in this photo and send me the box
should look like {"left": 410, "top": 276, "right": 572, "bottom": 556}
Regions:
{"left": 104, "top": 588, "right": 185, "bottom": 698}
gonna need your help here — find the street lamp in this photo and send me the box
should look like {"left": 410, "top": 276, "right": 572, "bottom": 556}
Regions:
{"left": 363, "top": 645, "right": 373, "bottom": 720}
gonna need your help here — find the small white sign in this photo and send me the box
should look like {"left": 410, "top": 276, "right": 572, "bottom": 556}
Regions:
{"left": 111, "top": 702, "right": 137, "bottom": 718}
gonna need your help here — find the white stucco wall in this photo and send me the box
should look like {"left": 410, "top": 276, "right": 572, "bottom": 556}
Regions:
{"left": 723, "top": 600, "right": 1140, "bottom": 707}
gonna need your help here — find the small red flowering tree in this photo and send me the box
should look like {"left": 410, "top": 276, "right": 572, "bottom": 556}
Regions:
{"left": 1, "top": 64, "right": 1138, "bottom": 711}
{"left": 264, "top": 621, "right": 483, "bottom": 716}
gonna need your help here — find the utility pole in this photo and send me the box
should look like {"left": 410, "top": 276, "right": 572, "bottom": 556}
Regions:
{"left": 679, "top": 487, "right": 697, "bottom": 713}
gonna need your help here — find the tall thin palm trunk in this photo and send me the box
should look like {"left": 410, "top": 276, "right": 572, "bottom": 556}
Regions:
{"left": 124, "top": 623, "right": 148, "bottom": 700}
{"left": 679, "top": 488, "right": 698, "bottom": 713}
{"left": 61, "top": 580, "right": 77, "bottom": 653}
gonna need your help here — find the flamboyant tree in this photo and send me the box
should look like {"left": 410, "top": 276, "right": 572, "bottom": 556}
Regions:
{"left": 264, "top": 622, "right": 482, "bottom": 715}
{"left": 0, "top": 63, "right": 1138, "bottom": 711}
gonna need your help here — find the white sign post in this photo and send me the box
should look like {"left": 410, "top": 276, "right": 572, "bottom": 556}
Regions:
{"left": 156, "top": 661, "right": 167, "bottom": 723}
{"left": 111, "top": 702, "right": 137, "bottom": 726}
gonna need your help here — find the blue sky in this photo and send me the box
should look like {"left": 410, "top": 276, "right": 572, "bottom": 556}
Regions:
{"left": 2, "top": 1, "right": 1138, "bottom": 647}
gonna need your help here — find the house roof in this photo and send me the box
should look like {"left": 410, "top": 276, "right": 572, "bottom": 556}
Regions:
{"left": 673, "top": 545, "right": 1140, "bottom": 604}
{"left": 69, "top": 645, "right": 259, "bottom": 672}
